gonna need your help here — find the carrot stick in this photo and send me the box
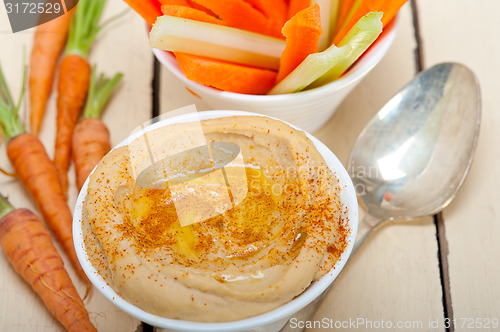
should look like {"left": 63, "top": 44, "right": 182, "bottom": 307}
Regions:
{"left": 245, "top": 0, "right": 288, "bottom": 28}
{"left": 29, "top": 8, "right": 75, "bottom": 136}
{"left": 73, "top": 68, "right": 122, "bottom": 192}
{"left": 0, "top": 56, "right": 88, "bottom": 282}
{"left": 53, "top": 0, "right": 106, "bottom": 193}
{"left": 123, "top": 0, "right": 162, "bottom": 26}
{"left": 191, "top": 0, "right": 282, "bottom": 38}
{"left": 277, "top": 4, "right": 322, "bottom": 82}
{"left": 332, "top": 0, "right": 355, "bottom": 37}
{"left": 287, "top": 0, "right": 311, "bottom": 19}
{"left": 159, "top": 0, "right": 190, "bottom": 5}
{"left": 159, "top": 0, "right": 216, "bottom": 16}
{"left": 175, "top": 52, "right": 277, "bottom": 94}
{"left": 332, "top": 0, "right": 407, "bottom": 45}
{"left": 0, "top": 195, "right": 96, "bottom": 332}
{"left": 161, "top": 4, "right": 227, "bottom": 25}
{"left": 186, "top": 0, "right": 217, "bottom": 15}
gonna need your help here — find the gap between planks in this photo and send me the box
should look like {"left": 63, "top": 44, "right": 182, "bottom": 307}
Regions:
{"left": 152, "top": 58, "right": 161, "bottom": 120}
{"left": 411, "top": 1, "right": 454, "bottom": 331}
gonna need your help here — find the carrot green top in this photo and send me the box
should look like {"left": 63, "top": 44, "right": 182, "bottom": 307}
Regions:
{"left": 65, "top": 0, "right": 107, "bottom": 58}
{"left": 0, "top": 60, "right": 25, "bottom": 141}
{"left": 83, "top": 66, "right": 123, "bottom": 119}
{"left": 0, "top": 194, "right": 14, "bottom": 221}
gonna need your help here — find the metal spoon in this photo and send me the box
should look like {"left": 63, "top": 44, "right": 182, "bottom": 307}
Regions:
{"left": 280, "top": 62, "right": 481, "bottom": 331}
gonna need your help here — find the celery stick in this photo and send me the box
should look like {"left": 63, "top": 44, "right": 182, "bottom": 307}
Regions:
{"left": 313, "top": 0, "right": 340, "bottom": 51}
{"left": 150, "top": 15, "right": 286, "bottom": 70}
{"left": 309, "top": 11, "right": 383, "bottom": 88}
{"left": 268, "top": 44, "right": 351, "bottom": 95}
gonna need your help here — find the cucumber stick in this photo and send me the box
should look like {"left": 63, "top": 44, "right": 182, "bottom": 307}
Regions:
{"left": 150, "top": 15, "right": 286, "bottom": 70}
{"left": 309, "top": 11, "right": 383, "bottom": 88}
{"left": 268, "top": 44, "right": 351, "bottom": 94}
{"left": 312, "top": 0, "right": 340, "bottom": 51}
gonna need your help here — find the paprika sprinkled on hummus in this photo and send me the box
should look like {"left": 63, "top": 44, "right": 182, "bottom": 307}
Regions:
{"left": 82, "top": 116, "right": 349, "bottom": 322}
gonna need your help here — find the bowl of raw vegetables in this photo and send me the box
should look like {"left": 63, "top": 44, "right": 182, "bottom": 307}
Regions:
{"left": 125, "top": 0, "right": 405, "bottom": 132}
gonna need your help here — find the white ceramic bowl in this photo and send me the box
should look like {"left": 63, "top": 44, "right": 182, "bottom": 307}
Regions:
{"left": 152, "top": 19, "right": 398, "bottom": 133}
{"left": 74, "top": 110, "right": 358, "bottom": 332}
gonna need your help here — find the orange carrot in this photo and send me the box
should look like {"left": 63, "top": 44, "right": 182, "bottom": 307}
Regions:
{"left": 175, "top": 52, "right": 277, "bottom": 94}
{"left": 161, "top": 4, "right": 227, "bottom": 25}
{"left": 186, "top": 0, "right": 218, "bottom": 15}
{"left": 0, "top": 196, "right": 96, "bottom": 332}
{"left": 159, "top": 0, "right": 190, "bottom": 5}
{"left": 332, "top": 0, "right": 407, "bottom": 44}
{"left": 53, "top": 0, "right": 106, "bottom": 192}
{"left": 191, "top": 0, "right": 283, "bottom": 38}
{"left": 53, "top": 54, "right": 91, "bottom": 191}
{"left": 287, "top": 0, "right": 310, "bottom": 19}
{"left": 245, "top": 0, "right": 288, "bottom": 28}
{"left": 0, "top": 58, "right": 88, "bottom": 281}
{"left": 73, "top": 118, "right": 111, "bottom": 192}
{"left": 277, "top": 4, "right": 322, "bottom": 82}
{"left": 7, "top": 134, "right": 88, "bottom": 282}
{"left": 332, "top": 0, "right": 356, "bottom": 37}
{"left": 72, "top": 68, "right": 122, "bottom": 192}
{"left": 29, "top": 8, "right": 75, "bottom": 136}
{"left": 123, "top": 0, "right": 162, "bottom": 25}
{"left": 159, "top": 0, "right": 216, "bottom": 16}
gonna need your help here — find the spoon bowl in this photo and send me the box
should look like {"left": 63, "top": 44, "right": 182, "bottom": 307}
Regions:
{"left": 349, "top": 62, "right": 481, "bottom": 245}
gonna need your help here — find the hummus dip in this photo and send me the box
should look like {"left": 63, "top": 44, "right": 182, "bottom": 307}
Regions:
{"left": 82, "top": 116, "right": 350, "bottom": 322}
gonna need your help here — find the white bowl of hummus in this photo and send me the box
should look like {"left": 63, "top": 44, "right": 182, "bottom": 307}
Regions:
{"left": 74, "top": 110, "right": 358, "bottom": 331}
{"left": 153, "top": 17, "right": 398, "bottom": 133}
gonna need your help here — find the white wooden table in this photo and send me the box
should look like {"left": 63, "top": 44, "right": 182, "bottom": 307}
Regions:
{"left": 1, "top": 1, "right": 499, "bottom": 331}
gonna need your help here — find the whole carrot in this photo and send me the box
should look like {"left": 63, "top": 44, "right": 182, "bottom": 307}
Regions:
{"left": 0, "top": 195, "right": 96, "bottom": 332}
{"left": 29, "top": 8, "right": 75, "bottom": 136}
{"left": 54, "top": 54, "right": 91, "bottom": 192}
{"left": 73, "top": 67, "right": 122, "bottom": 192}
{"left": 53, "top": 0, "right": 106, "bottom": 192}
{"left": 0, "top": 59, "right": 87, "bottom": 282}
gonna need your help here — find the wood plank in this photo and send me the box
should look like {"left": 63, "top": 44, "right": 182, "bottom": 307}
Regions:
{"left": 0, "top": 0, "right": 153, "bottom": 330}
{"left": 417, "top": 0, "right": 500, "bottom": 328}
{"left": 307, "top": 4, "right": 445, "bottom": 330}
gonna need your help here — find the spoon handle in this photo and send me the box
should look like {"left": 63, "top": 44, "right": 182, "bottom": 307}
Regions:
{"left": 279, "top": 212, "right": 384, "bottom": 332}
